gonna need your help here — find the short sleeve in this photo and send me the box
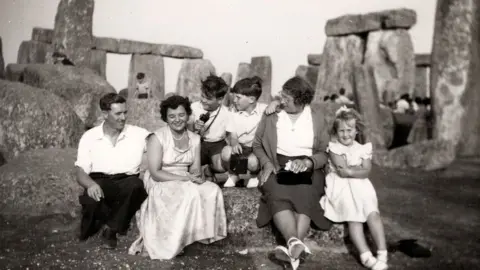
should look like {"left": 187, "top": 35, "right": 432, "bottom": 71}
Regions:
{"left": 225, "top": 113, "right": 237, "bottom": 134}
{"left": 360, "top": 142, "right": 373, "bottom": 160}
{"left": 74, "top": 134, "right": 92, "bottom": 174}
{"left": 139, "top": 128, "right": 150, "bottom": 152}
{"left": 327, "top": 141, "right": 346, "bottom": 156}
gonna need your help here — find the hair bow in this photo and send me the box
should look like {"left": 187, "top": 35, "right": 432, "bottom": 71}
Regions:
{"left": 335, "top": 105, "right": 350, "bottom": 116}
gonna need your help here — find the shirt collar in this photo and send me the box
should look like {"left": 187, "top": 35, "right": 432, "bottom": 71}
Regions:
{"left": 239, "top": 103, "right": 261, "bottom": 116}
{"left": 94, "top": 122, "right": 129, "bottom": 140}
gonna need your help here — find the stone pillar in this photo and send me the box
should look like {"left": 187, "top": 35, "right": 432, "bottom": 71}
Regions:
{"left": 0, "top": 37, "right": 4, "bottom": 79}
{"left": 89, "top": 50, "right": 107, "bottom": 79}
{"left": 414, "top": 66, "right": 428, "bottom": 98}
{"left": 176, "top": 59, "right": 216, "bottom": 102}
{"left": 17, "top": 41, "right": 53, "bottom": 64}
{"left": 32, "top": 27, "right": 54, "bottom": 44}
{"left": 128, "top": 54, "right": 165, "bottom": 100}
{"left": 307, "top": 54, "right": 322, "bottom": 66}
{"left": 220, "top": 72, "right": 233, "bottom": 87}
{"left": 235, "top": 62, "right": 252, "bottom": 82}
{"left": 430, "top": 0, "right": 480, "bottom": 157}
{"left": 52, "top": 0, "right": 94, "bottom": 67}
{"left": 295, "top": 65, "right": 319, "bottom": 89}
{"left": 251, "top": 56, "right": 272, "bottom": 103}
{"left": 221, "top": 72, "right": 233, "bottom": 107}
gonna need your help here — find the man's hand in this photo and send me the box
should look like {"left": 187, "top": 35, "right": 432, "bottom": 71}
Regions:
{"left": 231, "top": 144, "right": 243, "bottom": 155}
{"left": 259, "top": 162, "right": 276, "bottom": 186}
{"left": 265, "top": 100, "right": 281, "bottom": 115}
{"left": 194, "top": 120, "right": 205, "bottom": 133}
{"left": 87, "top": 183, "right": 104, "bottom": 202}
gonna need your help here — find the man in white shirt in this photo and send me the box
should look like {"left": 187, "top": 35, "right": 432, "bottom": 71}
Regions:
{"left": 76, "top": 93, "right": 149, "bottom": 249}
{"left": 336, "top": 88, "right": 354, "bottom": 105}
{"left": 394, "top": 94, "right": 411, "bottom": 114}
{"left": 189, "top": 75, "right": 231, "bottom": 181}
{"left": 221, "top": 77, "right": 267, "bottom": 188}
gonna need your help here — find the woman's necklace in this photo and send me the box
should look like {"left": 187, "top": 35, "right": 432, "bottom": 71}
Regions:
{"left": 171, "top": 129, "right": 186, "bottom": 140}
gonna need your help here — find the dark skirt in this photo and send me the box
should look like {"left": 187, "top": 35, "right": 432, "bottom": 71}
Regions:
{"left": 256, "top": 154, "right": 332, "bottom": 230}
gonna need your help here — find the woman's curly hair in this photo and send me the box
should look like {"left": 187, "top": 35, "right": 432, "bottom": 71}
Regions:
{"left": 282, "top": 76, "right": 314, "bottom": 106}
{"left": 159, "top": 95, "right": 192, "bottom": 122}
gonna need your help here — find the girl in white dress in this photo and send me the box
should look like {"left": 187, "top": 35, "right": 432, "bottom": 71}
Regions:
{"left": 129, "top": 95, "right": 227, "bottom": 260}
{"left": 320, "top": 106, "right": 388, "bottom": 270}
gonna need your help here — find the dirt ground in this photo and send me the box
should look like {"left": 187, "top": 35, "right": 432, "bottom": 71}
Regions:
{"left": 1, "top": 163, "right": 479, "bottom": 270}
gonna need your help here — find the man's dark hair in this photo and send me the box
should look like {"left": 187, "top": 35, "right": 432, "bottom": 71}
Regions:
{"left": 231, "top": 76, "right": 262, "bottom": 100}
{"left": 339, "top": 88, "right": 346, "bottom": 95}
{"left": 201, "top": 75, "right": 228, "bottom": 99}
{"left": 414, "top": 96, "right": 423, "bottom": 104}
{"left": 136, "top": 72, "right": 145, "bottom": 80}
{"left": 282, "top": 76, "right": 314, "bottom": 106}
{"left": 330, "top": 94, "right": 339, "bottom": 101}
{"left": 160, "top": 95, "right": 192, "bottom": 122}
{"left": 423, "top": 97, "right": 431, "bottom": 106}
{"left": 99, "top": 93, "right": 126, "bottom": 111}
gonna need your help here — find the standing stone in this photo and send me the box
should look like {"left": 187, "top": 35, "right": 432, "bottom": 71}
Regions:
{"left": 315, "top": 35, "right": 364, "bottom": 101}
{"left": 251, "top": 56, "right": 272, "bottom": 103}
{"left": 235, "top": 62, "right": 253, "bottom": 82}
{"left": 307, "top": 54, "right": 322, "bottom": 66}
{"left": 430, "top": 0, "right": 480, "bottom": 157}
{"left": 415, "top": 54, "right": 431, "bottom": 67}
{"left": 5, "top": 64, "right": 28, "bottom": 82}
{"left": 89, "top": 50, "right": 107, "bottom": 79}
{"left": 295, "top": 65, "right": 319, "bottom": 89}
{"left": 414, "top": 66, "right": 428, "bottom": 98}
{"left": 220, "top": 72, "right": 233, "bottom": 87}
{"left": 17, "top": 41, "right": 53, "bottom": 64}
{"left": 353, "top": 66, "right": 386, "bottom": 149}
{"left": 31, "top": 27, "right": 54, "bottom": 44}
{"left": 176, "top": 59, "right": 216, "bottom": 102}
{"left": 0, "top": 37, "right": 4, "bottom": 79}
{"left": 220, "top": 72, "right": 233, "bottom": 107}
{"left": 364, "top": 29, "right": 415, "bottom": 103}
{"left": 128, "top": 54, "right": 165, "bottom": 100}
{"left": 52, "top": 0, "right": 94, "bottom": 67}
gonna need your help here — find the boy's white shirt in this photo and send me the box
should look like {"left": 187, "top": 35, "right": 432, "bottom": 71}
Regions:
{"left": 226, "top": 103, "right": 267, "bottom": 147}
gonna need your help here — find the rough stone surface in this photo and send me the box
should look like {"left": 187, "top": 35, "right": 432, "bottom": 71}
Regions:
{"left": 325, "top": 8, "right": 417, "bottom": 36}
{"left": 315, "top": 35, "right": 364, "bottom": 101}
{"left": 176, "top": 59, "right": 216, "bottom": 102}
{"left": 88, "top": 49, "right": 106, "bottom": 79}
{"left": 251, "top": 56, "right": 272, "bottom": 103}
{"left": 151, "top": 44, "right": 203, "bottom": 59}
{"left": 31, "top": 27, "right": 54, "bottom": 44}
{"left": 414, "top": 66, "right": 429, "bottom": 98}
{"left": 311, "top": 102, "right": 343, "bottom": 131}
{"left": 235, "top": 62, "right": 253, "bottom": 82}
{"left": 118, "top": 88, "right": 128, "bottom": 99}
{"left": 222, "top": 188, "right": 345, "bottom": 247}
{"left": 353, "top": 66, "right": 387, "bottom": 149}
{"left": 93, "top": 37, "right": 119, "bottom": 52}
{"left": 17, "top": 41, "right": 53, "bottom": 64}
{"left": 364, "top": 29, "right": 415, "bottom": 103}
{"left": 295, "top": 65, "right": 319, "bottom": 89}
{"left": 118, "top": 39, "right": 153, "bottom": 54}
{"left": 0, "top": 148, "right": 82, "bottom": 219}
{"left": 128, "top": 54, "right": 165, "bottom": 100}
{"left": 379, "top": 106, "right": 395, "bottom": 148}
{"left": 0, "top": 80, "right": 83, "bottom": 161}
{"left": 0, "top": 37, "right": 4, "bottom": 79}
{"left": 22, "top": 64, "right": 116, "bottom": 128}
{"left": 52, "top": 0, "right": 94, "bottom": 67}
{"left": 430, "top": 0, "right": 480, "bottom": 158}
{"left": 126, "top": 99, "right": 166, "bottom": 132}
{"left": 5, "top": 64, "right": 27, "bottom": 82}
{"left": 307, "top": 54, "right": 322, "bottom": 66}
{"left": 220, "top": 72, "right": 233, "bottom": 87}
{"left": 415, "top": 53, "right": 431, "bottom": 67}
{"left": 374, "top": 139, "right": 456, "bottom": 170}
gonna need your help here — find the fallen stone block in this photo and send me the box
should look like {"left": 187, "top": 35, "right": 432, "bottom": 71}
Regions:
{"left": 0, "top": 80, "right": 83, "bottom": 161}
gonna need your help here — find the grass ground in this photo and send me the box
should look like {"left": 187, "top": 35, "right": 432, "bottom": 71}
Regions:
{"left": 1, "top": 162, "right": 479, "bottom": 270}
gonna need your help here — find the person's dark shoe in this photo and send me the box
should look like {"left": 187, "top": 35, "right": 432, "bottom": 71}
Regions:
{"left": 101, "top": 227, "right": 118, "bottom": 249}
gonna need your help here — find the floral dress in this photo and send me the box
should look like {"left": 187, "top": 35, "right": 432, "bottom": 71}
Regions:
{"left": 129, "top": 127, "right": 227, "bottom": 260}
{"left": 320, "top": 141, "right": 379, "bottom": 223}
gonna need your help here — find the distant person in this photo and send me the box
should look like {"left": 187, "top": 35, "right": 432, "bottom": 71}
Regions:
{"left": 330, "top": 94, "right": 339, "bottom": 103}
{"left": 135, "top": 72, "right": 153, "bottom": 99}
{"left": 52, "top": 52, "right": 75, "bottom": 66}
{"left": 337, "top": 88, "right": 353, "bottom": 105}
{"left": 394, "top": 94, "right": 410, "bottom": 114}
{"left": 323, "top": 95, "right": 330, "bottom": 102}
{"left": 411, "top": 97, "right": 422, "bottom": 112}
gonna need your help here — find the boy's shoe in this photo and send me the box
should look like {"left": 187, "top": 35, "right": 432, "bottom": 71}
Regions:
{"left": 101, "top": 227, "right": 118, "bottom": 249}
{"left": 224, "top": 174, "right": 239, "bottom": 187}
{"left": 246, "top": 177, "right": 259, "bottom": 188}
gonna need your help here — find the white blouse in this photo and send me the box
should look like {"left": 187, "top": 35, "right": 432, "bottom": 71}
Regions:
{"left": 276, "top": 105, "right": 314, "bottom": 157}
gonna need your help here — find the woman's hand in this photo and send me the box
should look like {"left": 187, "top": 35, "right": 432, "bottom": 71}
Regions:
{"left": 336, "top": 166, "right": 352, "bottom": 178}
{"left": 290, "top": 159, "right": 309, "bottom": 173}
{"left": 259, "top": 162, "right": 276, "bottom": 186}
{"left": 264, "top": 100, "right": 280, "bottom": 115}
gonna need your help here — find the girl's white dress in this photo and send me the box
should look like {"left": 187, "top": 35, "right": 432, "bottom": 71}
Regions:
{"left": 320, "top": 141, "right": 379, "bottom": 223}
{"left": 128, "top": 127, "right": 227, "bottom": 260}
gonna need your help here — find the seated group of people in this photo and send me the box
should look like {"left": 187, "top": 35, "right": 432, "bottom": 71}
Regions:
{"left": 75, "top": 75, "right": 388, "bottom": 270}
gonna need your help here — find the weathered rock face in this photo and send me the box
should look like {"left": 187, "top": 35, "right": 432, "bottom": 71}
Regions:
{"left": 415, "top": 54, "right": 431, "bottom": 67}
{"left": 325, "top": 8, "right": 417, "bottom": 36}
{"left": 311, "top": 102, "right": 342, "bottom": 131}
{"left": 307, "top": 54, "right": 322, "bottom": 66}
{"left": 5, "top": 64, "right": 27, "bottom": 82}
{"left": 0, "top": 148, "right": 82, "bottom": 219}
{"left": 431, "top": 0, "right": 480, "bottom": 158}
{"left": 220, "top": 72, "right": 233, "bottom": 87}
{"left": 31, "top": 27, "right": 54, "bottom": 44}
{"left": 89, "top": 49, "right": 106, "bottom": 79}
{"left": 0, "top": 37, "right": 4, "bottom": 79}
{"left": 126, "top": 99, "right": 166, "bottom": 132}
{"left": 414, "top": 66, "right": 428, "bottom": 98}
{"left": 235, "top": 62, "right": 253, "bottom": 82}
{"left": 52, "top": 0, "right": 94, "bottom": 67}
{"left": 379, "top": 106, "right": 395, "bottom": 148}
{"left": 251, "top": 56, "right": 272, "bottom": 103}
{"left": 220, "top": 72, "right": 233, "bottom": 107}
{"left": 22, "top": 64, "right": 116, "bottom": 128}
{"left": 315, "top": 35, "right": 364, "bottom": 101}
{"left": 128, "top": 54, "right": 165, "bottom": 100}
{"left": 176, "top": 59, "right": 216, "bottom": 102}
{"left": 151, "top": 44, "right": 203, "bottom": 59}
{"left": 364, "top": 29, "right": 415, "bottom": 103}
{"left": 0, "top": 80, "right": 83, "bottom": 161}
{"left": 295, "top": 65, "right": 319, "bottom": 89}
{"left": 17, "top": 41, "right": 53, "bottom": 64}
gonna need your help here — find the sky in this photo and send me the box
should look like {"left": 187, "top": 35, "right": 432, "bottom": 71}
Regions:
{"left": 0, "top": 0, "right": 437, "bottom": 94}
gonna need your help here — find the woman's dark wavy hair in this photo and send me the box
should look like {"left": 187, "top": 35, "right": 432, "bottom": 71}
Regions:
{"left": 231, "top": 76, "right": 263, "bottom": 100}
{"left": 331, "top": 108, "right": 366, "bottom": 140}
{"left": 282, "top": 76, "right": 314, "bottom": 106}
{"left": 159, "top": 95, "right": 192, "bottom": 122}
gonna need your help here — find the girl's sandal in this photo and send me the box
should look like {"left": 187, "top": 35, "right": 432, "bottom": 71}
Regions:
{"left": 273, "top": 246, "right": 291, "bottom": 263}
{"left": 287, "top": 237, "right": 311, "bottom": 260}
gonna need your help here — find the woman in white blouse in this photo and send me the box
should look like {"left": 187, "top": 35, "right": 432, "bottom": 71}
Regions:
{"left": 253, "top": 77, "right": 331, "bottom": 269}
